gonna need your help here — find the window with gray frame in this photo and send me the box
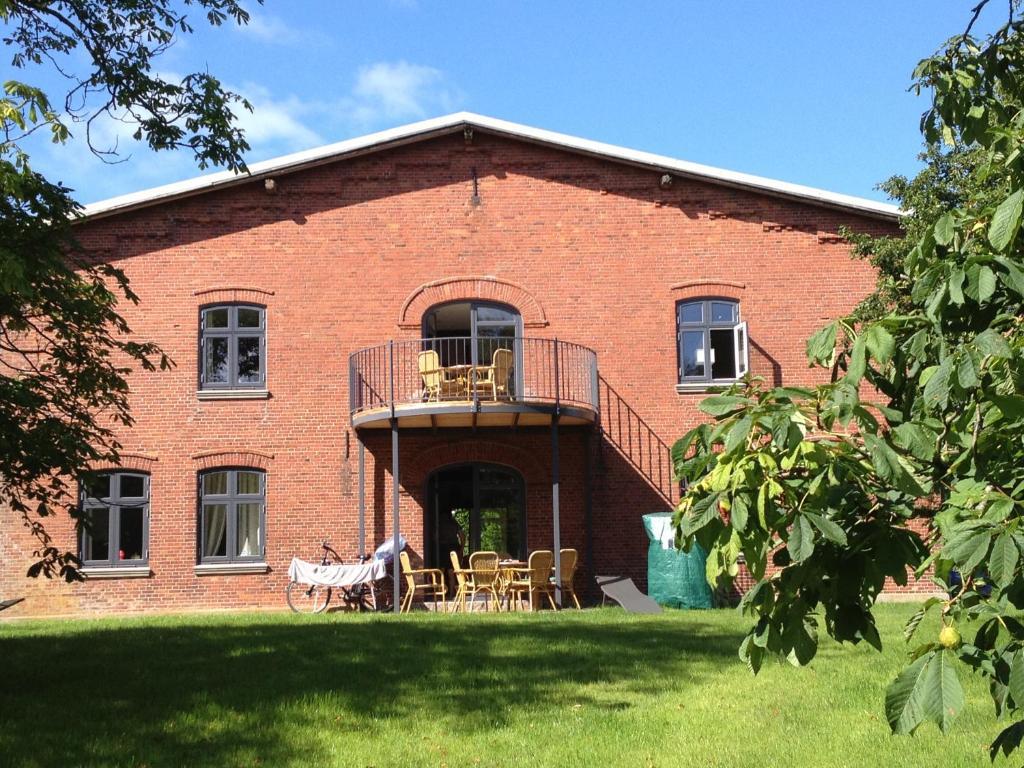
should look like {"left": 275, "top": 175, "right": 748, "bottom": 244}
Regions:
{"left": 199, "top": 469, "right": 266, "bottom": 563}
{"left": 200, "top": 305, "right": 265, "bottom": 389}
{"left": 80, "top": 472, "right": 149, "bottom": 566}
{"left": 677, "top": 299, "right": 749, "bottom": 384}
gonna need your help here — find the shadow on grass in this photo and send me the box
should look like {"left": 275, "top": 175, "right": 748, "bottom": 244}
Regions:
{"left": 0, "top": 611, "right": 744, "bottom": 766}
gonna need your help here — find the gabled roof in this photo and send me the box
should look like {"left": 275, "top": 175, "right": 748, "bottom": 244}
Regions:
{"left": 80, "top": 112, "right": 901, "bottom": 222}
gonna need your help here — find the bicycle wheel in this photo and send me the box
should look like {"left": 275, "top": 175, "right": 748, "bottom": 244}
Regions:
{"left": 286, "top": 581, "right": 332, "bottom": 614}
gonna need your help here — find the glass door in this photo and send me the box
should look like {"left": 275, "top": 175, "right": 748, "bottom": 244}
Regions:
{"left": 426, "top": 464, "right": 526, "bottom": 569}
{"left": 470, "top": 303, "right": 522, "bottom": 400}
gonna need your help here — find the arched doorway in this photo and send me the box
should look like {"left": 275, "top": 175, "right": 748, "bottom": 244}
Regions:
{"left": 424, "top": 463, "right": 526, "bottom": 570}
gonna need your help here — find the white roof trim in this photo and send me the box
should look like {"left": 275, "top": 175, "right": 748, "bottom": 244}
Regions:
{"left": 80, "top": 111, "right": 901, "bottom": 221}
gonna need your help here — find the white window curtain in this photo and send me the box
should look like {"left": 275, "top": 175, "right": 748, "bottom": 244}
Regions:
{"left": 204, "top": 504, "right": 227, "bottom": 557}
{"left": 237, "top": 504, "right": 261, "bottom": 557}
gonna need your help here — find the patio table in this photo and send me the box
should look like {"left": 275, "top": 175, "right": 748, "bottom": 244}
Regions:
{"left": 497, "top": 560, "right": 529, "bottom": 609}
{"left": 441, "top": 364, "right": 474, "bottom": 398}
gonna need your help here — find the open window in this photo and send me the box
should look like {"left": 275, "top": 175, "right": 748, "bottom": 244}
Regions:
{"left": 677, "top": 299, "right": 749, "bottom": 385}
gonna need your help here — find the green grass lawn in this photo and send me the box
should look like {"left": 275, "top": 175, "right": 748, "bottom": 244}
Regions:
{"left": 0, "top": 604, "right": 1008, "bottom": 767}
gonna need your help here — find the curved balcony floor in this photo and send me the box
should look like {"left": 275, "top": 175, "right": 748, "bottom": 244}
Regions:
{"left": 351, "top": 398, "right": 597, "bottom": 429}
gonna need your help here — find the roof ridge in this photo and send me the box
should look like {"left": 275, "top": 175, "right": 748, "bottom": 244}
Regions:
{"left": 79, "top": 112, "right": 901, "bottom": 221}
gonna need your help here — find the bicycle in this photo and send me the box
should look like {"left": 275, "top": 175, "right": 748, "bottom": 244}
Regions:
{"left": 286, "top": 540, "right": 383, "bottom": 614}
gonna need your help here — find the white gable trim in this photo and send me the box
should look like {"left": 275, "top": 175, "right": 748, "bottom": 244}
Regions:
{"left": 80, "top": 112, "right": 901, "bottom": 222}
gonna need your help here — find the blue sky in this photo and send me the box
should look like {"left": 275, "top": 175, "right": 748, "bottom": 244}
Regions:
{"left": 11, "top": 2, "right": 1006, "bottom": 204}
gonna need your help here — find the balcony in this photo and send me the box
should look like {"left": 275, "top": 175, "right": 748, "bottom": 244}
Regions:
{"left": 349, "top": 337, "right": 599, "bottom": 429}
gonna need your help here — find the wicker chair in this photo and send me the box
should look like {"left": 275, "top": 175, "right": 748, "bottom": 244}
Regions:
{"left": 398, "top": 550, "right": 447, "bottom": 613}
{"left": 506, "top": 550, "right": 556, "bottom": 612}
{"left": 418, "top": 350, "right": 460, "bottom": 402}
{"left": 468, "top": 551, "right": 502, "bottom": 612}
{"left": 449, "top": 550, "right": 473, "bottom": 613}
{"left": 470, "top": 347, "right": 514, "bottom": 401}
{"left": 556, "top": 548, "right": 582, "bottom": 609}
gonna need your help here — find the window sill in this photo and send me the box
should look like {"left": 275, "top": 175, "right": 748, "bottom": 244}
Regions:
{"left": 81, "top": 566, "right": 152, "bottom": 579}
{"left": 196, "top": 389, "right": 270, "bottom": 401}
{"left": 675, "top": 382, "right": 738, "bottom": 394}
{"left": 194, "top": 562, "right": 269, "bottom": 576}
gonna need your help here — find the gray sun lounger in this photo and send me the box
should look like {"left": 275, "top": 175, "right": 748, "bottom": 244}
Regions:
{"left": 596, "top": 575, "right": 662, "bottom": 614}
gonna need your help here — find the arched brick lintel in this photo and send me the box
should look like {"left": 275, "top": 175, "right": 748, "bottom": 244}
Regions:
{"left": 88, "top": 452, "right": 159, "bottom": 473}
{"left": 193, "top": 287, "right": 275, "bottom": 306}
{"left": 398, "top": 276, "right": 548, "bottom": 329}
{"left": 669, "top": 279, "right": 746, "bottom": 302}
{"left": 191, "top": 450, "right": 274, "bottom": 471}
{"left": 404, "top": 440, "right": 547, "bottom": 485}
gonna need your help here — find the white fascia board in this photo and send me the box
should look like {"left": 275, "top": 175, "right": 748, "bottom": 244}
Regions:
{"left": 80, "top": 111, "right": 901, "bottom": 222}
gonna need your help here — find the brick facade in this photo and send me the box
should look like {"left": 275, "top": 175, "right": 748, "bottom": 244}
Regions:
{"left": 1, "top": 124, "right": 920, "bottom": 617}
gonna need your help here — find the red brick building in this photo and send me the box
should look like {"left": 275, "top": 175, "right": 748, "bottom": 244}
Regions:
{"left": 0, "top": 113, "right": 901, "bottom": 616}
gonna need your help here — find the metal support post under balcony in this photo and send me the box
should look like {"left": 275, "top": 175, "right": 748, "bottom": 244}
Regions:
{"left": 551, "top": 338, "right": 562, "bottom": 608}
{"left": 358, "top": 437, "right": 366, "bottom": 558}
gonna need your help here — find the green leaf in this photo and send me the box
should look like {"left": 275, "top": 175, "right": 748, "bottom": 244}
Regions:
{"left": 738, "top": 632, "right": 765, "bottom": 675}
{"left": 977, "top": 265, "right": 997, "bottom": 303}
{"left": 922, "top": 357, "right": 953, "bottom": 410}
{"left": 989, "top": 188, "right": 1024, "bottom": 252}
{"left": 864, "top": 433, "right": 926, "bottom": 496}
{"left": 787, "top": 514, "right": 815, "bottom": 563}
{"left": 699, "top": 395, "right": 750, "bottom": 418}
{"left": 886, "top": 653, "right": 933, "bottom": 734}
{"left": 805, "top": 512, "right": 848, "bottom": 546}
{"left": 783, "top": 615, "right": 818, "bottom": 667}
{"left": 962, "top": 532, "right": 992, "bottom": 575}
{"left": 846, "top": 335, "right": 867, "bottom": 383}
{"left": 944, "top": 524, "right": 991, "bottom": 566}
{"left": 904, "top": 597, "right": 942, "bottom": 642}
{"left": 934, "top": 213, "right": 955, "bottom": 245}
{"left": 974, "top": 328, "right": 1012, "bottom": 358}
{"left": 1010, "top": 651, "right": 1024, "bottom": 709}
{"left": 948, "top": 266, "right": 965, "bottom": 305}
{"left": 956, "top": 353, "right": 978, "bottom": 389}
{"left": 730, "top": 494, "right": 749, "bottom": 533}
{"left": 994, "top": 255, "right": 1024, "bottom": 296}
{"left": 864, "top": 325, "right": 895, "bottom": 365}
{"left": 991, "top": 394, "right": 1024, "bottom": 420}
{"left": 806, "top": 321, "right": 837, "bottom": 366}
{"left": 886, "top": 650, "right": 963, "bottom": 735}
{"left": 991, "top": 721, "right": 1024, "bottom": 761}
{"left": 681, "top": 493, "right": 720, "bottom": 536}
{"left": 724, "top": 415, "right": 753, "bottom": 452}
{"left": 892, "top": 422, "right": 938, "bottom": 461}
{"left": 990, "top": 532, "right": 1019, "bottom": 588}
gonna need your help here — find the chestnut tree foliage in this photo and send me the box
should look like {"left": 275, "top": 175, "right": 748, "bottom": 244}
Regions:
{"left": 673, "top": 4, "right": 1024, "bottom": 759}
{"left": 1, "top": 1, "right": 256, "bottom": 580}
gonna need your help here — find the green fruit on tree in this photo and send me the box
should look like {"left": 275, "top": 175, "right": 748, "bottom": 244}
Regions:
{"left": 939, "top": 625, "right": 962, "bottom": 650}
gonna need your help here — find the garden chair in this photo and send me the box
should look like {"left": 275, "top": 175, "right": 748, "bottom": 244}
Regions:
{"left": 470, "top": 347, "right": 514, "bottom": 401}
{"left": 555, "top": 548, "right": 582, "bottom": 609}
{"left": 418, "top": 350, "right": 460, "bottom": 402}
{"left": 398, "top": 550, "right": 447, "bottom": 613}
{"left": 468, "top": 550, "right": 502, "bottom": 612}
{"left": 449, "top": 550, "right": 473, "bottom": 613}
{"left": 595, "top": 575, "right": 662, "bottom": 614}
{"left": 506, "top": 550, "right": 556, "bottom": 612}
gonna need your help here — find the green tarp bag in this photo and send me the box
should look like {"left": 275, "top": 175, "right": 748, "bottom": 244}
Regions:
{"left": 642, "top": 512, "right": 713, "bottom": 609}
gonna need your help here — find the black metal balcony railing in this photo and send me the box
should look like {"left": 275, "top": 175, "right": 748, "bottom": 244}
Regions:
{"left": 349, "top": 336, "right": 599, "bottom": 420}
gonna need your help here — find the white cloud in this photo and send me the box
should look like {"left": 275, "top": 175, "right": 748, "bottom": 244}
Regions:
{"left": 234, "top": 7, "right": 327, "bottom": 46}
{"left": 234, "top": 84, "right": 323, "bottom": 149}
{"left": 349, "top": 61, "right": 460, "bottom": 123}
